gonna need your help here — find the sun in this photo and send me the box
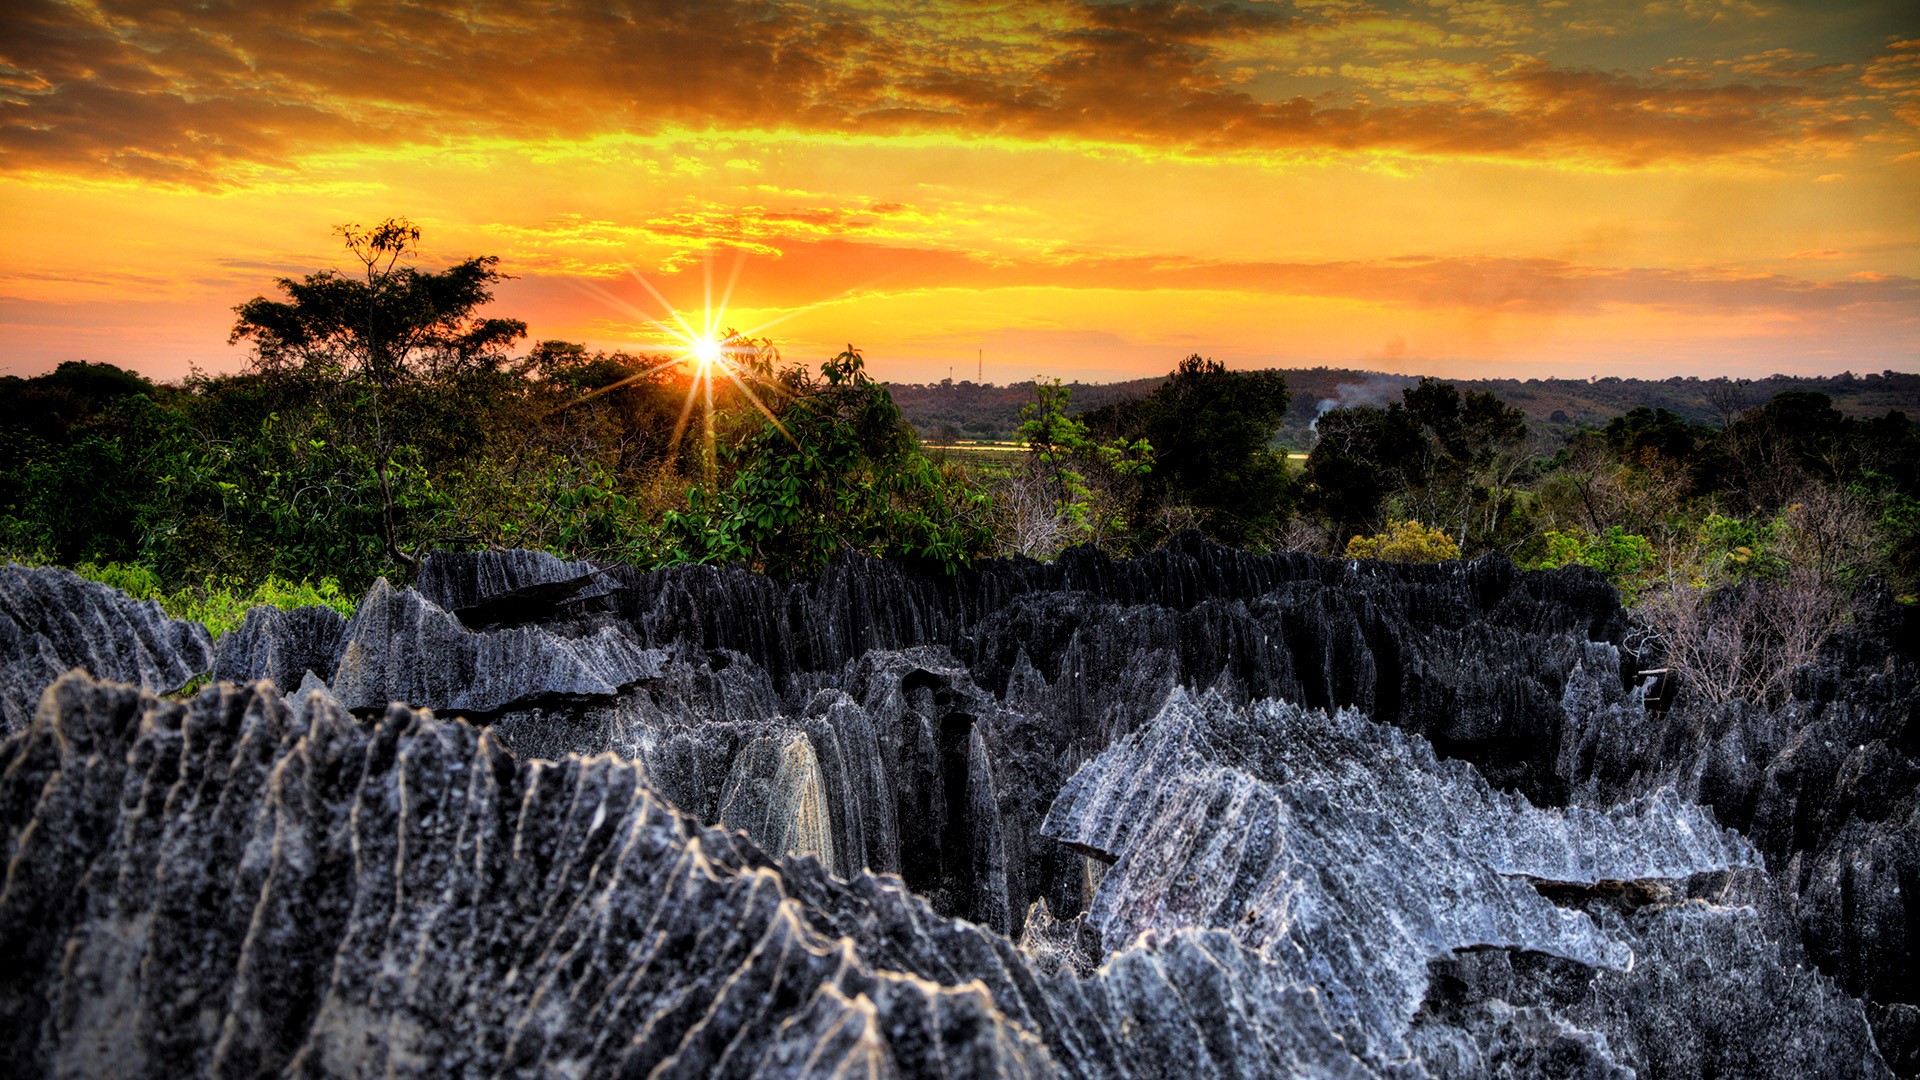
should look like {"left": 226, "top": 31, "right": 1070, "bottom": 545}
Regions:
{"left": 691, "top": 335, "right": 725, "bottom": 370}
{"left": 556, "top": 254, "right": 818, "bottom": 480}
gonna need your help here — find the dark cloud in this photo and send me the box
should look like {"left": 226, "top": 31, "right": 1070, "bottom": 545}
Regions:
{"left": 0, "top": 0, "right": 1899, "bottom": 183}
{"left": 0, "top": 0, "right": 868, "bottom": 181}
{"left": 1078, "top": 1, "right": 1302, "bottom": 41}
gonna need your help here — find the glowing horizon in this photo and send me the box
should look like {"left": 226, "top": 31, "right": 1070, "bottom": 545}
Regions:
{"left": 2, "top": 1, "right": 1916, "bottom": 384}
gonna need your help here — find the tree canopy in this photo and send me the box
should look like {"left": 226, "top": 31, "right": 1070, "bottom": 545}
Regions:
{"left": 1086, "top": 355, "right": 1292, "bottom": 546}
{"left": 1304, "top": 377, "right": 1527, "bottom": 549}
{"left": 230, "top": 218, "right": 525, "bottom": 386}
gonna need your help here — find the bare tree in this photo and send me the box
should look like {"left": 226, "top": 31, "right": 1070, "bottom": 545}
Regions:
{"left": 990, "top": 463, "right": 1072, "bottom": 560}
{"left": 1778, "top": 485, "right": 1875, "bottom": 587}
{"left": 1642, "top": 577, "right": 1842, "bottom": 706}
{"left": 1717, "top": 416, "right": 1808, "bottom": 512}
{"left": 1703, "top": 378, "right": 1751, "bottom": 429}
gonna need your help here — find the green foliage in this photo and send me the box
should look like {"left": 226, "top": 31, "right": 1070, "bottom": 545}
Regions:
{"left": 1305, "top": 377, "right": 1528, "bottom": 553}
{"left": 1877, "top": 492, "right": 1920, "bottom": 601}
{"left": 1603, "top": 407, "right": 1703, "bottom": 463}
{"left": 1695, "top": 512, "right": 1788, "bottom": 583}
{"left": 1084, "top": 356, "right": 1289, "bottom": 547}
{"left": 67, "top": 561, "right": 355, "bottom": 639}
{"left": 662, "top": 347, "right": 993, "bottom": 577}
{"left": 1015, "top": 377, "right": 1152, "bottom": 553}
{"left": 1529, "top": 526, "right": 1658, "bottom": 602}
{"left": 0, "top": 386, "right": 188, "bottom": 565}
{"left": 1344, "top": 520, "right": 1462, "bottom": 563}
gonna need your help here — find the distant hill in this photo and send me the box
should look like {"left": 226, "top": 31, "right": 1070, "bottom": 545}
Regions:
{"left": 888, "top": 368, "right": 1920, "bottom": 449}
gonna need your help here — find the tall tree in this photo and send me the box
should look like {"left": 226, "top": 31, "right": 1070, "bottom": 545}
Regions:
{"left": 229, "top": 219, "right": 525, "bottom": 573}
{"left": 231, "top": 219, "right": 525, "bottom": 386}
{"left": 1305, "top": 377, "right": 1526, "bottom": 551}
{"left": 1088, "top": 355, "right": 1292, "bottom": 547}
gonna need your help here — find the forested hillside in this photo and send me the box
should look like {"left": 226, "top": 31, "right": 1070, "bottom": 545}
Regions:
{"left": 890, "top": 368, "right": 1920, "bottom": 449}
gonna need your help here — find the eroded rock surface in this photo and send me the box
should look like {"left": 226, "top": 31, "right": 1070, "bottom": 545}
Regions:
{"left": 2, "top": 674, "right": 1889, "bottom": 1078}
{"left": 0, "top": 563, "right": 212, "bottom": 735}
{"left": 1555, "top": 592, "right": 1920, "bottom": 1069}
{"left": 1045, "top": 689, "right": 1883, "bottom": 1076}
{"left": 415, "top": 548, "right": 614, "bottom": 628}
{"left": 2, "top": 540, "right": 1913, "bottom": 1075}
{"left": 331, "top": 578, "right": 666, "bottom": 713}
{"left": 0, "top": 674, "right": 1056, "bottom": 1078}
{"left": 210, "top": 603, "right": 346, "bottom": 692}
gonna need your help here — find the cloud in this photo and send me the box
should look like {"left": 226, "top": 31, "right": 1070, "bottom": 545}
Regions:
{"left": 513, "top": 227, "right": 1920, "bottom": 320}
{"left": 0, "top": 0, "right": 1904, "bottom": 184}
{"left": 1078, "top": 1, "right": 1302, "bottom": 42}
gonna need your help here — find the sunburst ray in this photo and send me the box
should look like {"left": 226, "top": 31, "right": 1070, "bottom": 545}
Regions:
{"left": 555, "top": 252, "right": 882, "bottom": 482}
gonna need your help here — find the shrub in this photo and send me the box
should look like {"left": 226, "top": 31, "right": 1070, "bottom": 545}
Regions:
{"left": 70, "top": 561, "right": 356, "bottom": 639}
{"left": 1344, "top": 520, "right": 1461, "bottom": 563}
{"left": 1639, "top": 578, "right": 1841, "bottom": 707}
{"left": 1531, "top": 525, "right": 1657, "bottom": 602}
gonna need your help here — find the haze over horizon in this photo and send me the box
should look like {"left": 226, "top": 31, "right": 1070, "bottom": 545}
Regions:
{"left": 3, "top": 0, "right": 1916, "bottom": 384}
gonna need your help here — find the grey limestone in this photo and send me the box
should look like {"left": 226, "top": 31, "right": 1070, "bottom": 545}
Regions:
{"left": 0, "top": 563, "right": 212, "bottom": 736}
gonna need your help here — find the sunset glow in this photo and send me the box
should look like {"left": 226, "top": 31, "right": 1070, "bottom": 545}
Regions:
{"left": 1, "top": 0, "right": 1915, "bottom": 381}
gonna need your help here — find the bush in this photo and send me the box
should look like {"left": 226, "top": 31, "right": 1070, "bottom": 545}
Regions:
{"left": 69, "top": 561, "right": 356, "bottom": 639}
{"left": 1639, "top": 578, "right": 1841, "bottom": 707}
{"left": 1344, "top": 520, "right": 1461, "bottom": 563}
{"left": 1531, "top": 526, "right": 1657, "bottom": 602}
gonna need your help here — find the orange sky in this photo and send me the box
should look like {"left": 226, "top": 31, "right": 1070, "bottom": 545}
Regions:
{"left": 2, "top": 0, "right": 1916, "bottom": 384}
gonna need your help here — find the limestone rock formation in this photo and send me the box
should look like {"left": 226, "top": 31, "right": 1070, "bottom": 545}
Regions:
{"left": 0, "top": 563, "right": 212, "bottom": 736}
{"left": 415, "top": 548, "right": 613, "bottom": 627}
{"left": 191, "top": 541, "right": 1914, "bottom": 1069}
{"left": 2, "top": 673, "right": 1889, "bottom": 1078}
{"left": 1, "top": 539, "right": 1912, "bottom": 1075}
{"left": 1554, "top": 593, "right": 1920, "bottom": 1070}
{"left": 210, "top": 603, "right": 346, "bottom": 692}
{"left": 1044, "top": 689, "right": 1884, "bottom": 1076}
{"left": 330, "top": 578, "right": 666, "bottom": 713}
{"left": 0, "top": 674, "right": 1054, "bottom": 1078}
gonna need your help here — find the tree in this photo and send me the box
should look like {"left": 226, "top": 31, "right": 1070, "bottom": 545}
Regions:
{"left": 1529, "top": 525, "right": 1658, "bottom": 602}
{"left": 664, "top": 346, "right": 993, "bottom": 577}
{"left": 1603, "top": 407, "right": 1700, "bottom": 464}
{"left": 0, "top": 369, "right": 184, "bottom": 566}
{"left": 230, "top": 219, "right": 525, "bottom": 386}
{"left": 998, "top": 378, "right": 1150, "bottom": 559}
{"left": 1344, "top": 519, "right": 1461, "bottom": 563}
{"left": 228, "top": 219, "right": 526, "bottom": 575}
{"left": 1304, "top": 403, "right": 1420, "bottom": 540}
{"left": 1702, "top": 378, "right": 1751, "bottom": 429}
{"left": 1304, "top": 377, "right": 1527, "bottom": 551}
{"left": 1085, "top": 355, "right": 1292, "bottom": 547}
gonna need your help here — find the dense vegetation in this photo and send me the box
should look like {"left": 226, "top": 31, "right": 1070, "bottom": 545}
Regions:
{"left": 5, "top": 225, "right": 1916, "bottom": 707}
{"left": 889, "top": 367, "right": 1920, "bottom": 450}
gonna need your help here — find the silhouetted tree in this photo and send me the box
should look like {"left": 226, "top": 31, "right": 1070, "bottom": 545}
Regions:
{"left": 1087, "top": 355, "right": 1292, "bottom": 547}
{"left": 1304, "top": 377, "right": 1526, "bottom": 550}
{"left": 231, "top": 219, "right": 524, "bottom": 386}
{"left": 228, "top": 219, "right": 526, "bottom": 574}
